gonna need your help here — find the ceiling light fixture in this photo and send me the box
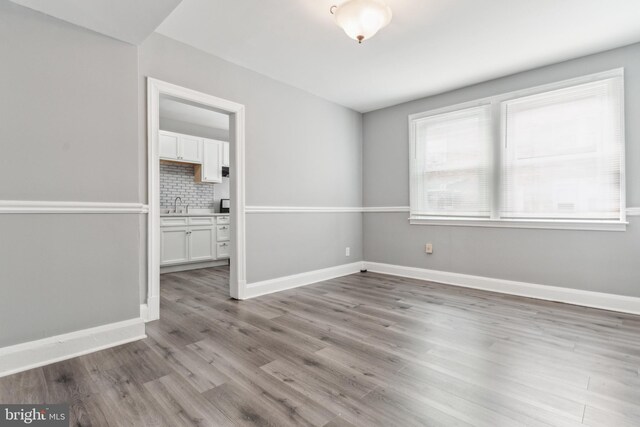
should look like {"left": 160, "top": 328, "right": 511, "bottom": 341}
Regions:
{"left": 330, "top": 0, "right": 392, "bottom": 44}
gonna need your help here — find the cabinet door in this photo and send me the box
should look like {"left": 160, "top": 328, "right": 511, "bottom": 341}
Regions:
{"left": 222, "top": 142, "right": 230, "bottom": 167}
{"left": 189, "top": 227, "right": 215, "bottom": 262}
{"left": 216, "top": 241, "right": 230, "bottom": 259}
{"left": 159, "top": 132, "right": 179, "bottom": 160}
{"left": 160, "top": 227, "right": 189, "bottom": 265}
{"left": 201, "top": 140, "right": 223, "bottom": 183}
{"left": 217, "top": 224, "right": 230, "bottom": 241}
{"left": 180, "top": 135, "right": 202, "bottom": 163}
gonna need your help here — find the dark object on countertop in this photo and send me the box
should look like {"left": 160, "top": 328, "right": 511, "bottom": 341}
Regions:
{"left": 220, "top": 199, "right": 230, "bottom": 213}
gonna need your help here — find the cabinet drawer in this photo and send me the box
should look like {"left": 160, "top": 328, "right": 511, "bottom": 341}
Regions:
{"left": 189, "top": 217, "right": 215, "bottom": 226}
{"left": 217, "top": 215, "right": 230, "bottom": 225}
{"left": 217, "top": 224, "right": 230, "bottom": 241}
{"left": 216, "top": 241, "right": 230, "bottom": 259}
{"left": 161, "top": 217, "right": 188, "bottom": 227}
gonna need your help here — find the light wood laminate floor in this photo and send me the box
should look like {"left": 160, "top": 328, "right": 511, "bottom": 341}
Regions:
{"left": 2, "top": 267, "right": 640, "bottom": 426}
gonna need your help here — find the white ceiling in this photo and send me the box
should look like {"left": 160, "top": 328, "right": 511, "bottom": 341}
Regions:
{"left": 10, "top": 0, "right": 182, "bottom": 45}
{"left": 160, "top": 96, "right": 229, "bottom": 130}
{"left": 11, "top": 0, "right": 640, "bottom": 112}
{"left": 156, "top": 0, "right": 640, "bottom": 112}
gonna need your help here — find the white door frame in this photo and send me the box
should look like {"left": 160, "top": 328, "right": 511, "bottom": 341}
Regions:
{"left": 146, "top": 78, "right": 247, "bottom": 320}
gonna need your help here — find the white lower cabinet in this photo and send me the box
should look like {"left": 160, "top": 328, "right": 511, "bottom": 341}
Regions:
{"left": 216, "top": 241, "right": 230, "bottom": 259}
{"left": 215, "top": 216, "right": 230, "bottom": 259}
{"left": 216, "top": 224, "right": 230, "bottom": 241}
{"left": 189, "top": 227, "right": 215, "bottom": 262}
{"left": 161, "top": 217, "right": 216, "bottom": 266}
{"left": 161, "top": 216, "right": 230, "bottom": 266}
{"left": 160, "top": 227, "right": 190, "bottom": 265}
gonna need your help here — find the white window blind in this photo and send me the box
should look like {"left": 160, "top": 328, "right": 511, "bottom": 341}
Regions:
{"left": 411, "top": 105, "right": 492, "bottom": 217}
{"left": 502, "top": 77, "right": 624, "bottom": 220}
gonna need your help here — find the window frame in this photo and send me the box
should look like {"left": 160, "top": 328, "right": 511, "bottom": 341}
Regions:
{"left": 408, "top": 68, "right": 626, "bottom": 231}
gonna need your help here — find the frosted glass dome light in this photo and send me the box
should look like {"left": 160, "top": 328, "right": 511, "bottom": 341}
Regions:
{"left": 331, "top": 0, "right": 393, "bottom": 44}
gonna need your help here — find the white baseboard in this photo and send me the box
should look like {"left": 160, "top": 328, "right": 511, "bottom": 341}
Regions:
{"left": 244, "top": 262, "right": 363, "bottom": 299}
{"left": 160, "top": 260, "right": 228, "bottom": 274}
{"left": 0, "top": 318, "right": 146, "bottom": 378}
{"left": 365, "top": 262, "right": 640, "bottom": 315}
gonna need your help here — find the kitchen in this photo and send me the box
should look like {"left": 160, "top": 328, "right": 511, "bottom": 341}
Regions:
{"left": 158, "top": 95, "right": 231, "bottom": 275}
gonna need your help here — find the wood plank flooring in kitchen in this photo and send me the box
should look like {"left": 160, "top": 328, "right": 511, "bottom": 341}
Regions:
{"left": 2, "top": 267, "right": 640, "bottom": 426}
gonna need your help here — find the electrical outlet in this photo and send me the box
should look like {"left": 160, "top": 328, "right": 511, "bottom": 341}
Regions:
{"left": 425, "top": 243, "right": 433, "bottom": 254}
{"left": 345, "top": 247, "right": 351, "bottom": 256}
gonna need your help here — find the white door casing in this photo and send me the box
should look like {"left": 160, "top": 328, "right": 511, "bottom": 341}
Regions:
{"left": 147, "top": 77, "right": 247, "bottom": 321}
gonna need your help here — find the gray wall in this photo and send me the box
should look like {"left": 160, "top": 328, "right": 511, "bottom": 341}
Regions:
{"left": 159, "top": 116, "right": 229, "bottom": 141}
{"left": 139, "top": 33, "right": 364, "bottom": 285}
{"left": 0, "top": 2, "right": 141, "bottom": 347}
{"left": 363, "top": 42, "right": 640, "bottom": 297}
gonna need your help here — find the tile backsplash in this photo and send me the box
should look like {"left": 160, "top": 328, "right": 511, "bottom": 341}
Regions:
{"left": 160, "top": 162, "right": 215, "bottom": 209}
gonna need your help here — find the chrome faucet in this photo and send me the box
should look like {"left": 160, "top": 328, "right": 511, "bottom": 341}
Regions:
{"left": 174, "top": 196, "right": 182, "bottom": 213}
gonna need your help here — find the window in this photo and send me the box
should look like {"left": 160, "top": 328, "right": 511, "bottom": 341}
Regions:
{"left": 411, "top": 105, "right": 492, "bottom": 217}
{"left": 409, "top": 69, "right": 625, "bottom": 230}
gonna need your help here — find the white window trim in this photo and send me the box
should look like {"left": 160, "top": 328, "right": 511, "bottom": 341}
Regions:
{"left": 409, "top": 217, "right": 627, "bottom": 231}
{"left": 408, "top": 68, "right": 626, "bottom": 231}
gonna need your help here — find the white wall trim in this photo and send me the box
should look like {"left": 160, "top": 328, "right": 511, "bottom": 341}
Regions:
{"left": 0, "top": 318, "right": 146, "bottom": 378}
{"left": 409, "top": 217, "right": 628, "bottom": 231}
{"left": 365, "top": 262, "right": 640, "bottom": 315}
{"left": 361, "top": 206, "right": 410, "bottom": 213}
{"left": 244, "top": 262, "right": 363, "bottom": 299}
{"left": 147, "top": 77, "right": 247, "bottom": 315}
{"left": 627, "top": 207, "right": 640, "bottom": 216}
{"left": 246, "top": 206, "right": 363, "bottom": 213}
{"left": 245, "top": 206, "right": 410, "bottom": 213}
{"left": 0, "top": 200, "right": 149, "bottom": 214}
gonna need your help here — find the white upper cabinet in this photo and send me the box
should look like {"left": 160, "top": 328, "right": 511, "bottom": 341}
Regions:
{"left": 159, "top": 132, "right": 179, "bottom": 160}
{"left": 197, "top": 139, "right": 224, "bottom": 183}
{"left": 180, "top": 135, "right": 202, "bottom": 163}
{"left": 222, "top": 142, "right": 230, "bottom": 167}
{"left": 159, "top": 130, "right": 227, "bottom": 183}
{"left": 159, "top": 130, "right": 202, "bottom": 163}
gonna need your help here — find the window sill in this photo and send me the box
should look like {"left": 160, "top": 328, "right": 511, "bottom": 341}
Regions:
{"left": 409, "top": 217, "right": 627, "bottom": 231}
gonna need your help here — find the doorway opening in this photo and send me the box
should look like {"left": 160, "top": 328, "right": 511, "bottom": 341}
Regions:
{"left": 145, "top": 78, "right": 246, "bottom": 321}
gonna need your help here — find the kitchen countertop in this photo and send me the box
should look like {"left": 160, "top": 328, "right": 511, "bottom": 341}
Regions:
{"left": 160, "top": 212, "right": 229, "bottom": 217}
